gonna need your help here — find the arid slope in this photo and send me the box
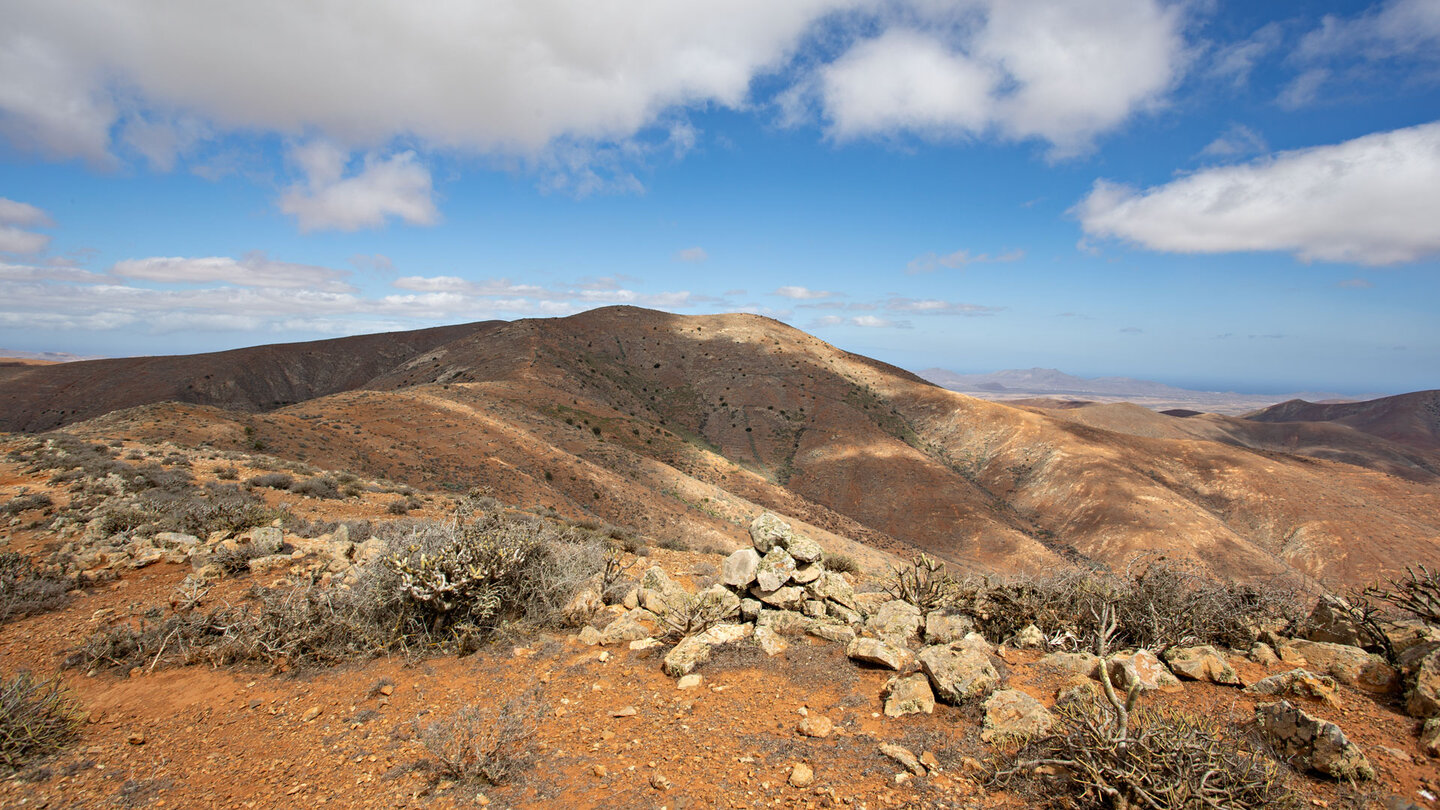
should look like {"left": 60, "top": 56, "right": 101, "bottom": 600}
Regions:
{"left": 39, "top": 306, "right": 1440, "bottom": 588}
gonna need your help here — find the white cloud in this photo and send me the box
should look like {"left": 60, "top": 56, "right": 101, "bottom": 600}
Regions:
{"left": 112, "top": 253, "right": 356, "bottom": 292}
{"left": 0, "top": 198, "right": 53, "bottom": 255}
{"left": 1199, "top": 124, "right": 1267, "bottom": 160}
{"left": 885, "top": 297, "right": 1001, "bottom": 315}
{"left": 1297, "top": 0, "right": 1440, "bottom": 62}
{"left": 1208, "top": 22, "right": 1283, "bottom": 87}
{"left": 1277, "top": 68, "right": 1330, "bottom": 110}
{"left": 817, "top": 0, "right": 1188, "bottom": 155}
{"left": 852, "top": 315, "right": 906, "bottom": 328}
{"left": 0, "top": 226, "right": 50, "bottom": 255}
{"left": 279, "top": 142, "right": 439, "bottom": 232}
{"left": 1075, "top": 120, "right": 1440, "bottom": 265}
{"left": 0, "top": 0, "right": 858, "bottom": 162}
{"left": 774, "top": 285, "right": 837, "bottom": 300}
{"left": 675, "top": 247, "right": 709, "bottom": 262}
{"left": 906, "top": 248, "right": 1023, "bottom": 273}
{"left": 0, "top": 198, "right": 53, "bottom": 227}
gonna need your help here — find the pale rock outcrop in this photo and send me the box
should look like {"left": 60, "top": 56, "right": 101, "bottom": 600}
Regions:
{"left": 1163, "top": 645, "right": 1241, "bottom": 685}
{"left": 919, "top": 645, "right": 999, "bottom": 704}
{"left": 846, "top": 637, "right": 913, "bottom": 671}
{"left": 981, "top": 690, "right": 1054, "bottom": 742}
{"left": 883, "top": 673, "right": 936, "bottom": 717}
{"left": 1255, "top": 700, "right": 1374, "bottom": 781}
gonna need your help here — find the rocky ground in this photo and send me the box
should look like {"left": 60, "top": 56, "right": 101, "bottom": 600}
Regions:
{"left": 2, "top": 435, "right": 1439, "bottom": 809}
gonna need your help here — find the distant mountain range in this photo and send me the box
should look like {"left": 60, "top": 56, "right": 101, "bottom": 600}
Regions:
{"left": 918, "top": 367, "right": 1384, "bottom": 415}
{"left": 0, "top": 348, "right": 106, "bottom": 363}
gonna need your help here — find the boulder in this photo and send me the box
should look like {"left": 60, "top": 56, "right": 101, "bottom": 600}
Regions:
{"left": 1106, "top": 650, "right": 1182, "bottom": 694}
{"left": 755, "top": 547, "right": 798, "bottom": 592}
{"left": 599, "top": 609, "right": 658, "bottom": 646}
{"left": 1039, "top": 652, "right": 1101, "bottom": 679}
{"left": 826, "top": 602, "right": 863, "bottom": 626}
{"left": 750, "top": 584, "right": 805, "bottom": 610}
{"left": 757, "top": 609, "right": 814, "bottom": 635}
{"left": 802, "top": 599, "right": 827, "bottom": 619}
{"left": 923, "top": 612, "right": 974, "bottom": 645}
{"left": 846, "top": 637, "right": 914, "bottom": 671}
{"left": 1255, "top": 700, "right": 1374, "bottom": 781}
{"left": 981, "top": 690, "right": 1054, "bottom": 743}
{"left": 661, "top": 623, "right": 753, "bottom": 677}
{"left": 754, "top": 626, "right": 788, "bottom": 656}
{"left": 1012, "top": 624, "right": 1046, "bottom": 649}
{"left": 1244, "top": 669, "right": 1341, "bottom": 708}
{"left": 1384, "top": 620, "right": 1440, "bottom": 657}
{"left": 1163, "top": 645, "right": 1241, "bottom": 685}
{"left": 721, "top": 548, "right": 761, "bottom": 589}
{"left": 786, "top": 534, "right": 824, "bottom": 564}
{"left": 1286, "top": 640, "right": 1399, "bottom": 694}
{"left": 748, "top": 512, "right": 792, "bottom": 554}
{"left": 250, "top": 526, "right": 283, "bottom": 554}
{"left": 808, "top": 623, "right": 856, "bottom": 646}
{"left": 919, "top": 645, "right": 999, "bottom": 704}
{"left": 1405, "top": 645, "right": 1440, "bottom": 718}
{"left": 867, "top": 600, "right": 923, "bottom": 647}
{"left": 883, "top": 673, "right": 936, "bottom": 717}
{"left": 1421, "top": 718, "right": 1440, "bottom": 757}
{"left": 640, "top": 566, "right": 685, "bottom": 599}
{"left": 791, "top": 563, "right": 823, "bottom": 585}
{"left": 1304, "top": 595, "right": 1364, "bottom": 647}
{"left": 808, "top": 571, "right": 858, "bottom": 611}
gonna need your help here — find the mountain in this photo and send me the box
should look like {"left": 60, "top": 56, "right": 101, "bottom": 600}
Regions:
{"left": 0, "top": 322, "right": 489, "bottom": 434}
{"left": 1245, "top": 390, "right": 1440, "bottom": 453}
{"left": 4, "top": 306, "right": 1437, "bottom": 587}
{"left": 0, "top": 348, "right": 105, "bottom": 363}
{"left": 919, "top": 367, "right": 1374, "bottom": 415}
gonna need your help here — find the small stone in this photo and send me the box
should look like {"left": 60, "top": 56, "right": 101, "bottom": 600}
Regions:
{"left": 610, "top": 706, "right": 638, "bottom": 718}
{"left": 879, "top": 743, "right": 926, "bottom": 776}
{"left": 649, "top": 770, "right": 671, "bottom": 791}
{"left": 797, "top": 715, "right": 834, "bottom": 738}
{"left": 592, "top": 765, "right": 607, "bottom": 778}
{"left": 790, "top": 762, "right": 815, "bottom": 788}
{"left": 677, "top": 674, "right": 703, "bottom": 690}
{"left": 301, "top": 707, "right": 321, "bottom": 722}
{"left": 981, "top": 690, "right": 1054, "bottom": 742}
{"left": 629, "top": 637, "right": 660, "bottom": 651}
{"left": 754, "top": 626, "right": 789, "bottom": 656}
{"left": 1255, "top": 700, "right": 1374, "bottom": 781}
{"left": 126, "top": 731, "right": 145, "bottom": 745}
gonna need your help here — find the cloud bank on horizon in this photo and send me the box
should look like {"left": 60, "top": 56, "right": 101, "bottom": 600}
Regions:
{"left": 0, "top": 0, "right": 1437, "bottom": 392}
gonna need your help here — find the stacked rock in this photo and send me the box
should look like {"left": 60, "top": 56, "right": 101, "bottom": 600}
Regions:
{"left": 721, "top": 512, "right": 862, "bottom": 632}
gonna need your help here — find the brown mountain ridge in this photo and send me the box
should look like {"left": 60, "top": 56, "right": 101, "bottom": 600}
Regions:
{"left": 6, "top": 306, "right": 1439, "bottom": 588}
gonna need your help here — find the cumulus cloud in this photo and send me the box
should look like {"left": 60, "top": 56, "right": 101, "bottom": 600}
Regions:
{"left": 810, "top": 314, "right": 910, "bottom": 329}
{"left": 907, "top": 248, "right": 1023, "bottom": 273}
{"left": 1075, "top": 120, "right": 1440, "bottom": 265}
{"left": 112, "top": 253, "right": 356, "bottom": 292}
{"left": 675, "top": 247, "right": 709, "bottom": 262}
{"left": 0, "top": 0, "right": 857, "bottom": 162}
{"left": 774, "top": 285, "right": 837, "bottom": 300}
{"left": 279, "top": 142, "right": 439, "bottom": 232}
{"left": 0, "top": 197, "right": 53, "bottom": 255}
{"left": 817, "top": 0, "right": 1188, "bottom": 155}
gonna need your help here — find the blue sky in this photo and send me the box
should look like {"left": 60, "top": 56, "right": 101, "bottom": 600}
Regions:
{"left": 1, "top": 1, "right": 1438, "bottom": 394}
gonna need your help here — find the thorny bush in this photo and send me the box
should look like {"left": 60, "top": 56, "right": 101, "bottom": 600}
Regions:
{"left": 0, "top": 552, "right": 75, "bottom": 624}
{"left": 1, "top": 671, "right": 82, "bottom": 771}
{"left": 420, "top": 688, "right": 548, "bottom": 785}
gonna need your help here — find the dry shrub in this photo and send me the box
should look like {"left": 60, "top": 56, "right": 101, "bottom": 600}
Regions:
{"left": 969, "top": 557, "right": 1297, "bottom": 653}
{"left": 1, "top": 671, "right": 82, "bottom": 770}
{"left": 290, "top": 477, "right": 341, "bottom": 499}
{"left": 246, "top": 472, "right": 294, "bottom": 491}
{"left": 826, "top": 552, "right": 862, "bottom": 576}
{"left": 1361, "top": 565, "right": 1440, "bottom": 626}
{"left": 0, "top": 552, "right": 75, "bottom": 623}
{"left": 994, "top": 616, "right": 1294, "bottom": 809}
{"left": 420, "top": 688, "right": 547, "bottom": 785}
{"left": 657, "top": 590, "right": 737, "bottom": 640}
{"left": 2, "top": 493, "right": 53, "bottom": 516}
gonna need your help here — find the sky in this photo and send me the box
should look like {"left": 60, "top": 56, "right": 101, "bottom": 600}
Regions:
{"left": 1, "top": 0, "right": 1438, "bottom": 395}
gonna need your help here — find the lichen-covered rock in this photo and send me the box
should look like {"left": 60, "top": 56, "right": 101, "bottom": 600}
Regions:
{"left": 1286, "top": 639, "right": 1399, "bottom": 694}
{"left": 847, "top": 637, "right": 914, "bottom": 671}
{"left": 802, "top": 599, "right": 827, "bottom": 618}
{"left": 807, "top": 622, "right": 855, "bottom": 645}
{"left": 1012, "top": 624, "right": 1046, "bottom": 649}
{"left": 661, "top": 623, "right": 753, "bottom": 677}
{"left": 1250, "top": 642, "right": 1280, "bottom": 667}
{"left": 563, "top": 586, "right": 604, "bottom": 626}
{"left": 981, "top": 690, "right": 1054, "bottom": 742}
{"left": 808, "top": 571, "right": 857, "bottom": 611}
{"left": 879, "top": 743, "right": 926, "bottom": 776}
{"left": 867, "top": 600, "right": 923, "bottom": 647}
{"left": 1107, "top": 650, "right": 1183, "bottom": 694}
{"left": 754, "top": 626, "right": 788, "bottom": 656}
{"left": 599, "top": 608, "right": 658, "bottom": 646}
{"left": 698, "top": 583, "right": 741, "bottom": 618}
{"left": 1245, "top": 668, "right": 1341, "bottom": 708}
{"left": 883, "top": 673, "right": 935, "bottom": 717}
{"left": 1255, "top": 700, "right": 1374, "bottom": 781}
{"left": 1039, "top": 652, "right": 1101, "bottom": 679}
{"left": 1406, "top": 646, "right": 1440, "bottom": 719}
{"left": 755, "top": 547, "right": 797, "bottom": 592}
{"left": 250, "top": 526, "right": 283, "bottom": 554}
{"left": 749, "top": 584, "right": 805, "bottom": 610}
{"left": 739, "top": 598, "right": 761, "bottom": 623}
{"left": 791, "top": 562, "right": 822, "bottom": 585}
{"left": 749, "top": 512, "right": 793, "bottom": 554}
{"left": 827, "top": 602, "right": 863, "bottom": 626}
{"left": 923, "top": 612, "right": 974, "bottom": 645}
{"left": 1163, "top": 645, "right": 1241, "bottom": 685}
{"left": 756, "top": 608, "right": 814, "bottom": 635}
{"left": 721, "top": 548, "right": 761, "bottom": 589}
{"left": 1304, "top": 595, "right": 1364, "bottom": 647}
{"left": 786, "top": 534, "right": 824, "bottom": 564}
{"left": 919, "top": 645, "right": 999, "bottom": 704}
{"left": 1421, "top": 718, "right": 1440, "bottom": 757}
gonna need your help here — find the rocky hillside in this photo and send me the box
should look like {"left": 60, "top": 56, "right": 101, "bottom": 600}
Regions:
{"left": 2, "top": 438, "right": 1438, "bottom": 808}
{"left": 1247, "top": 391, "right": 1440, "bottom": 453}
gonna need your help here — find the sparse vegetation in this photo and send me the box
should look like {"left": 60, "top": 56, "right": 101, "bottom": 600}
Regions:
{"left": 420, "top": 688, "right": 547, "bottom": 785}
{"left": 0, "top": 671, "right": 82, "bottom": 771}
{"left": 657, "top": 590, "right": 737, "bottom": 640}
{"left": 1, "top": 493, "right": 53, "bottom": 516}
{"left": 0, "top": 552, "right": 75, "bottom": 624}
{"left": 1361, "top": 565, "right": 1440, "bottom": 627}
{"left": 993, "top": 606, "right": 1295, "bottom": 809}
{"left": 246, "top": 472, "right": 294, "bottom": 491}
{"left": 885, "top": 553, "right": 959, "bottom": 613}
{"left": 826, "top": 552, "right": 861, "bottom": 576}
{"left": 290, "top": 476, "right": 341, "bottom": 499}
